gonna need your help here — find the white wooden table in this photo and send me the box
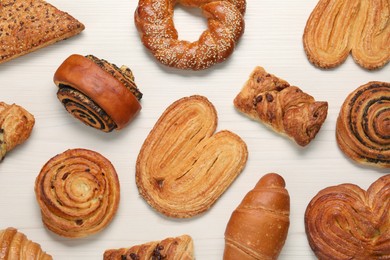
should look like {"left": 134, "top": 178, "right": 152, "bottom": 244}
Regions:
{"left": 0, "top": 0, "right": 389, "bottom": 259}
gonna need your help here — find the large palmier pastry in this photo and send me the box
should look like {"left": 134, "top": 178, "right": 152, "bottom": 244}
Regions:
{"left": 136, "top": 95, "right": 248, "bottom": 218}
{"left": 0, "top": 102, "right": 34, "bottom": 161}
{"left": 0, "top": 227, "right": 52, "bottom": 260}
{"left": 234, "top": 66, "right": 328, "bottom": 146}
{"left": 0, "top": 0, "right": 84, "bottom": 64}
{"left": 224, "top": 173, "right": 290, "bottom": 260}
{"left": 34, "top": 148, "right": 120, "bottom": 238}
{"left": 103, "top": 234, "right": 194, "bottom": 260}
{"left": 336, "top": 81, "right": 390, "bottom": 168}
{"left": 134, "top": 0, "right": 246, "bottom": 70}
{"left": 54, "top": 54, "right": 142, "bottom": 132}
{"left": 303, "top": 0, "right": 390, "bottom": 70}
{"left": 305, "top": 174, "right": 390, "bottom": 259}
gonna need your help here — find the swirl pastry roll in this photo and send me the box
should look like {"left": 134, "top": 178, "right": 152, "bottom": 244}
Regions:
{"left": 103, "top": 235, "right": 194, "bottom": 260}
{"left": 136, "top": 95, "right": 248, "bottom": 218}
{"left": 305, "top": 174, "right": 390, "bottom": 259}
{"left": 224, "top": 173, "right": 290, "bottom": 260}
{"left": 336, "top": 81, "right": 390, "bottom": 168}
{"left": 0, "top": 227, "right": 52, "bottom": 260}
{"left": 34, "top": 148, "right": 120, "bottom": 238}
{"left": 234, "top": 66, "right": 328, "bottom": 146}
{"left": 303, "top": 0, "right": 390, "bottom": 70}
{"left": 54, "top": 54, "right": 142, "bottom": 132}
{"left": 0, "top": 102, "right": 34, "bottom": 161}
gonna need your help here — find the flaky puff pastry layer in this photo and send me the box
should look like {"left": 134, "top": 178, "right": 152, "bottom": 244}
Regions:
{"left": 35, "top": 148, "right": 120, "bottom": 238}
{"left": 303, "top": 0, "right": 390, "bottom": 70}
{"left": 136, "top": 95, "right": 248, "bottom": 218}
{"left": 0, "top": 102, "right": 34, "bottom": 161}
{"left": 305, "top": 174, "right": 390, "bottom": 259}
{"left": 0, "top": 227, "right": 52, "bottom": 260}
{"left": 104, "top": 234, "right": 194, "bottom": 260}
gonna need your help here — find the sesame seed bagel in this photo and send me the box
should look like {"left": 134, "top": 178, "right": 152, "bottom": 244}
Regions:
{"left": 134, "top": 0, "right": 246, "bottom": 70}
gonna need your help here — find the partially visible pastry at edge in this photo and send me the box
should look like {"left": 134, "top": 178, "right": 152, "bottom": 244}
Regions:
{"left": 54, "top": 54, "right": 142, "bottom": 132}
{"left": 336, "top": 81, "right": 390, "bottom": 168}
{"left": 34, "top": 148, "right": 120, "bottom": 238}
{"left": 136, "top": 95, "right": 248, "bottom": 218}
{"left": 303, "top": 0, "right": 390, "bottom": 70}
{"left": 305, "top": 174, "right": 390, "bottom": 259}
{"left": 0, "top": 0, "right": 85, "bottom": 64}
{"left": 0, "top": 102, "right": 34, "bottom": 161}
{"left": 234, "top": 66, "right": 328, "bottom": 146}
{"left": 104, "top": 234, "right": 194, "bottom": 260}
{"left": 224, "top": 173, "right": 290, "bottom": 260}
{"left": 0, "top": 227, "right": 52, "bottom": 260}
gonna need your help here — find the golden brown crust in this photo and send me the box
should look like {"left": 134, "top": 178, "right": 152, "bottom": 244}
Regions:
{"left": 336, "top": 81, "right": 390, "bottom": 168}
{"left": 305, "top": 174, "right": 390, "bottom": 259}
{"left": 53, "top": 54, "right": 142, "bottom": 132}
{"left": 136, "top": 95, "right": 248, "bottom": 218}
{"left": 134, "top": 0, "right": 245, "bottom": 70}
{"left": 103, "top": 235, "right": 194, "bottom": 260}
{"left": 303, "top": 0, "right": 390, "bottom": 70}
{"left": 224, "top": 173, "right": 290, "bottom": 260}
{"left": 0, "top": 0, "right": 85, "bottom": 64}
{"left": 0, "top": 102, "right": 35, "bottom": 161}
{"left": 234, "top": 66, "right": 328, "bottom": 146}
{"left": 34, "top": 148, "right": 120, "bottom": 238}
{"left": 0, "top": 227, "right": 52, "bottom": 260}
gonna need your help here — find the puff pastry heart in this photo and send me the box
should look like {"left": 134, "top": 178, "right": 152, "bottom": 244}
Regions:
{"left": 136, "top": 95, "right": 248, "bottom": 218}
{"left": 305, "top": 174, "right": 390, "bottom": 259}
{"left": 103, "top": 234, "right": 194, "bottom": 260}
{"left": 336, "top": 81, "right": 390, "bottom": 168}
{"left": 34, "top": 148, "right": 120, "bottom": 238}
{"left": 234, "top": 66, "right": 328, "bottom": 146}
{"left": 303, "top": 0, "right": 390, "bottom": 70}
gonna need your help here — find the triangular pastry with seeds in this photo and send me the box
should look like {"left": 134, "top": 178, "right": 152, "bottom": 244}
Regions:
{"left": 0, "top": 0, "right": 85, "bottom": 64}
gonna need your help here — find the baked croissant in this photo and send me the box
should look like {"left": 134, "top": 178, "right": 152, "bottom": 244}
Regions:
{"left": 224, "top": 173, "right": 290, "bottom": 260}
{"left": 0, "top": 102, "right": 35, "bottom": 161}
{"left": 234, "top": 66, "right": 328, "bottom": 146}
{"left": 0, "top": 227, "right": 52, "bottom": 260}
{"left": 103, "top": 234, "right": 194, "bottom": 260}
{"left": 305, "top": 174, "right": 390, "bottom": 259}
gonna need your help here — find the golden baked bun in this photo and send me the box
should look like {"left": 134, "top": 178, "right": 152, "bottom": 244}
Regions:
{"left": 336, "top": 81, "right": 390, "bottom": 168}
{"left": 34, "top": 148, "right": 120, "bottom": 238}
{"left": 0, "top": 0, "right": 84, "bottom": 64}
{"left": 303, "top": 0, "right": 390, "bottom": 70}
{"left": 234, "top": 66, "right": 328, "bottom": 146}
{"left": 305, "top": 174, "right": 390, "bottom": 259}
{"left": 224, "top": 173, "right": 290, "bottom": 260}
{"left": 134, "top": 0, "right": 246, "bottom": 70}
{"left": 0, "top": 102, "right": 34, "bottom": 161}
{"left": 54, "top": 54, "right": 142, "bottom": 132}
{"left": 103, "top": 235, "right": 194, "bottom": 260}
{"left": 0, "top": 227, "right": 52, "bottom": 260}
{"left": 136, "top": 95, "right": 248, "bottom": 218}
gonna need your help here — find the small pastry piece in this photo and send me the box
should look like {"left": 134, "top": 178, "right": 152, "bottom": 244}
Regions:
{"left": 134, "top": 0, "right": 245, "bottom": 70}
{"left": 305, "top": 174, "right": 390, "bottom": 259}
{"left": 34, "top": 148, "right": 120, "bottom": 238}
{"left": 336, "top": 81, "right": 390, "bottom": 168}
{"left": 303, "top": 0, "right": 390, "bottom": 70}
{"left": 136, "top": 95, "right": 248, "bottom": 218}
{"left": 0, "top": 102, "right": 35, "bottom": 161}
{"left": 103, "top": 235, "right": 194, "bottom": 260}
{"left": 54, "top": 54, "right": 142, "bottom": 132}
{"left": 0, "top": 227, "right": 52, "bottom": 260}
{"left": 0, "top": 0, "right": 85, "bottom": 64}
{"left": 234, "top": 66, "right": 328, "bottom": 146}
{"left": 224, "top": 173, "right": 290, "bottom": 260}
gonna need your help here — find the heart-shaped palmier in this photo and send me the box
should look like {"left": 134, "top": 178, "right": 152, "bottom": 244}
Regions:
{"left": 136, "top": 95, "right": 248, "bottom": 218}
{"left": 305, "top": 174, "right": 390, "bottom": 259}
